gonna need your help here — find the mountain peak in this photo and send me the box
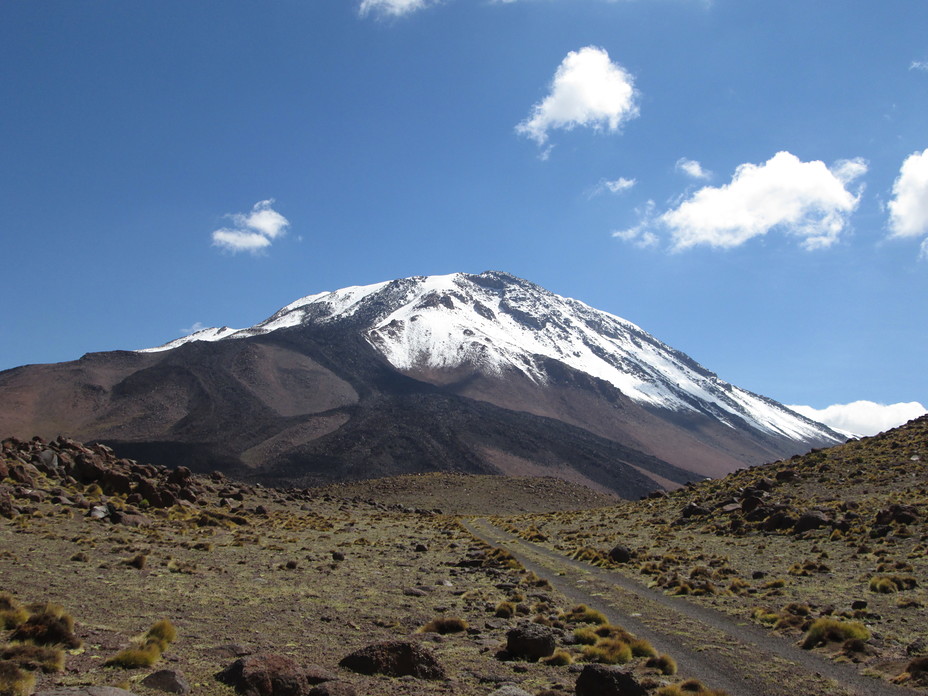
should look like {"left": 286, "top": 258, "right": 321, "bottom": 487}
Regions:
{"left": 139, "top": 271, "right": 840, "bottom": 447}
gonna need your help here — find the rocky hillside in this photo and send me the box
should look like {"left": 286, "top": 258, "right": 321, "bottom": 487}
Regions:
{"left": 498, "top": 415, "right": 928, "bottom": 689}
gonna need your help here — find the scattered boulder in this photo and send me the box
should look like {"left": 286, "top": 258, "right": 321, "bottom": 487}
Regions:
{"left": 505, "top": 623, "right": 556, "bottom": 661}
{"left": 876, "top": 504, "right": 919, "bottom": 526}
{"left": 793, "top": 510, "right": 830, "bottom": 533}
{"left": 574, "top": 664, "right": 648, "bottom": 696}
{"left": 681, "top": 502, "right": 710, "bottom": 518}
{"left": 339, "top": 640, "right": 445, "bottom": 679}
{"left": 608, "top": 544, "right": 632, "bottom": 564}
{"left": 304, "top": 665, "right": 338, "bottom": 685}
{"left": 141, "top": 669, "right": 191, "bottom": 694}
{"left": 0, "top": 485, "right": 17, "bottom": 518}
{"left": 216, "top": 653, "right": 309, "bottom": 696}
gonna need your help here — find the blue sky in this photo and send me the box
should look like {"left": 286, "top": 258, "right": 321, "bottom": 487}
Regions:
{"left": 1, "top": 0, "right": 926, "bottom": 433}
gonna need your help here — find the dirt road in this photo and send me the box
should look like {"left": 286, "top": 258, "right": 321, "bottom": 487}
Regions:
{"left": 463, "top": 518, "right": 919, "bottom": 696}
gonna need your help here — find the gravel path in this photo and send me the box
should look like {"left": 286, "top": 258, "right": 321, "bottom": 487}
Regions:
{"left": 464, "top": 518, "right": 920, "bottom": 696}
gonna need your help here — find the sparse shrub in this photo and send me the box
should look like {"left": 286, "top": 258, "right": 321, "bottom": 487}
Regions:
{"left": 582, "top": 637, "right": 632, "bottom": 664}
{"left": 563, "top": 604, "right": 608, "bottom": 625}
{"left": 10, "top": 604, "right": 80, "bottom": 648}
{"left": 104, "top": 643, "right": 161, "bottom": 668}
{"left": 0, "top": 595, "right": 27, "bottom": 629}
{"left": 105, "top": 619, "right": 177, "bottom": 669}
{"left": 646, "top": 653, "right": 678, "bottom": 675}
{"left": 656, "top": 679, "right": 728, "bottom": 695}
{"left": 573, "top": 627, "right": 599, "bottom": 645}
{"left": 418, "top": 617, "right": 467, "bottom": 634}
{"left": 869, "top": 574, "right": 918, "bottom": 593}
{"left": 540, "top": 649, "right": 573, "bottom": 666}
{"left": 495, "top": 602, "right": 515, "bottom": 619}
{"left": 630, "top": 638, "right": 658, "bottom": 658}
{"left": 0, "top": 660, "right": 36, "bottom": 696}
{"left": 0, "top": 643, "right": 64, "bottom": 672}
{"left": 125, "top": 554, "right": 147, "bottom": 569}
{"left": 147, "top": 619, "right": 177, "bottom": 645}
{"left": 801, "top": 618, "right": 869, "bottom": 649}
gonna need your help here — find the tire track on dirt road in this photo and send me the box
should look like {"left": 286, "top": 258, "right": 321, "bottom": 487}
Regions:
{"left": 463, "top": 518, "right": 916, "bottom": 696}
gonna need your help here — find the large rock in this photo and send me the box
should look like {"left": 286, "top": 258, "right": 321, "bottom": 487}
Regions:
{"left": 575, "top": 664, "right": 648, "bottom": 696}
{"left": 505, "top": 623, "right": 556, "bottom": 661}
{"left": 141, "top": 669, "right": 190, "bottom": 694}
{"left": 793, "top": 510, "right": 830, "bottom": 533}
{"left": 339, "top": 640, "right": 445, "bottom": 680}
{"left": 608, "top": 544, "right": 632, "bottom": 564}
{"left": 216, "top": 653, "right": 309, "bottom": 696}
{"left": 0, "top": 485, "right": 17, "bottom": 519}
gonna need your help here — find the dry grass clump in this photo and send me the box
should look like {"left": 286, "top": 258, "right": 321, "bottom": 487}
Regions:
{"left": 495, "top": 602, "right": 516, "bottom": 619}
{"left": 562, "top": 604, "right": 608, "bottom": 625}
{"left": 646, "top": 653, "right": 678, "bottom": 675}
{"left": 418, "top": 617, "right": 467, "bottom": 634}
{"left": 581, "top": 636, "right": 632, "bottom": 664}
{"left": 9, "top": 604, "right": 80, "bottom": 649}
{"left": 656, "top": 679, "right": 729, "bottom": 695}
{"left": 868, "top": 574, "right": 918, "bottom": 593}
{"left": 0, "top": 643, "right": 64, "bottom": 673}
{"left": 630, "top": 637, "right": 658, "bottom": 658}
{"left": 0, "top": 661, "right": 35, "bottom": 696}
{"left": 540, "top": 649, "right": 573, "bottom": 666}
{"left": 0, "top": 596, "right": 27, "bottom": 630}
{"left": 800, "top": 618, "right": 869, "bottom": 649}
{"left": 104, "top": 619, "right": 177, "bottom": 668}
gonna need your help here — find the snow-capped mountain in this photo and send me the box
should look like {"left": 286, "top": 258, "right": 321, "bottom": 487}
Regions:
{"left": 0, "top": 271, "right": 842, "bottom": 496}
{"left": 143, "top": 271, "right": 838, "bottom": 445}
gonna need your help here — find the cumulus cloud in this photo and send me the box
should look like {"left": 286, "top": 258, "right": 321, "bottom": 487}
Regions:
{"left": 676, "top": 157, "right": 711, "bottom": 180}
{"left": 516, "top": 46, "right": 639, "bottom": 147}
{"left": 358, "top": 0, "right": 436, "bottom": 17}
{"left": 211, "top": 199, "right": 290, "bottom": 255}
{"left": 661, "top": 152, "right": 867, "bottom": 251}
{"left": 788, "top": 401, "right": 927, "bottom": 438}
{"left": 887, "top": 149, "right": 928, "bottom": 255}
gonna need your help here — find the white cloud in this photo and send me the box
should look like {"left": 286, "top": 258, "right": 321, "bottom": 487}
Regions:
{"left": 661, "top": 151, "right": 866, "bottom": 251}
{"left": 612, "top": 200, "right": 659, "bottom": 248}
{"left": 788, "top": 401, "right": 927, "bottom": 438}
{"left": 358, "top": 0, "right": 436, "bottom": 17}
{"left": 910, "top": 60, "right": 928, "bottom": 72}
{"left": 887, "top": 149, "right": 928, "bottom": 249}
{"left": 592, "top": 177, "right": 636, "bottom": 197}
{"left": 211, "top": 199, "right": 289, "bottom": 255}
{"left": 675, "top": 157, "right": 711, "bottom": 180}
{"left": 181, "top": 322, "right": 206, "bottom": 335}
{"left": 516, "top": 46, "right": 639, "bottom": 146}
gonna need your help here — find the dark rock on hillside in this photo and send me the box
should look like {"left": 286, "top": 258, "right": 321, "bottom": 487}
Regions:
{"left": 574, "top": 664, "right": 648, "bottom": 696}
{"left": 216, "top": 653, "right": 309, "bottom": 696}
{"left": 505, "top": 623, "right": 556, "bottom": 661}
{"left": 339, "top": 640, "right": 445, "bottom": 679}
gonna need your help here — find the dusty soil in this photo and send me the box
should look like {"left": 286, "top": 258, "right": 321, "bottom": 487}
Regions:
{"left": 314, "top": 472, "right": 619, "bottom": 515}
{"left": 492, "top": 416, "right": 928, "bottom": 692}
{"left": 0, "top": 438, "right": 713, "bottom": 696}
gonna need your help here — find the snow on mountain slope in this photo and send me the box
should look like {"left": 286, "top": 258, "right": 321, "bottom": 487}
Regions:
{"left": 139, "top": 271, "right": 840, "bottom": 444}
